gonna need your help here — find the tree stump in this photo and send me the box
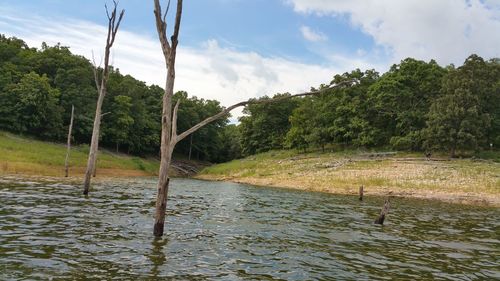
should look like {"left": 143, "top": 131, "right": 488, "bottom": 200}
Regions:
{"left": 359, "top": 185, "right": 364, "bottom": 201}
{"left": 374, "top": 198, "right": 390, "bottom": 225}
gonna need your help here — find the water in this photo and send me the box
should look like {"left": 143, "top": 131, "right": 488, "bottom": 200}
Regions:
{"left": 0, "top": 176, "right": 498, "bottom": 280}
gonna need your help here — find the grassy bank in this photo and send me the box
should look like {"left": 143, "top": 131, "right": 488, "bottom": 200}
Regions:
{"left": 198, "top": 149, "right": 500, "bottom": 206}
{"left": 0, "top": 131, "right": 159, "bottom": 177}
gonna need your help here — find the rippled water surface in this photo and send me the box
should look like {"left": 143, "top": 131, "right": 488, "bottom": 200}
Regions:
{"left": 0, "top": 176, "right": 499, "bottom": 280}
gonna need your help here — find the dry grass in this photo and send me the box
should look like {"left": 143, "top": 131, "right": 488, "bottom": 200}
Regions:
{"left": 198, "top": 150, "right": 500, "bottom": 206}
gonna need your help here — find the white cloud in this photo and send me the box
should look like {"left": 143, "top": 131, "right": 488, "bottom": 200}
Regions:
{"left": 286, "top": 0, "right": 500, "bottom": 65}
{"left": 0, "top": 11, "right": 377, "bottom": 120}
{"left": 300, "top": 25, "right": 328, "bottom": 42}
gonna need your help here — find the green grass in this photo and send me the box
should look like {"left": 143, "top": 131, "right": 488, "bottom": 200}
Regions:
{"left": 0, "top": 131, "right": 159, "bottom": 176}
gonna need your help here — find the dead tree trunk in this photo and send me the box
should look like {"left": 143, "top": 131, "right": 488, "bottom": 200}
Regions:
{"left": 92, "top": 156, "right": 97, "bottom": 178}
{"left": 359, "top": 185, "right": 363, "bottom": 201}
{"left": 64, "top": 105, "right": 75, "bottom": 177}
{"left": 188, "top": 133, "right": 193, "bottom": 160}
{"left": 153, "top": 0, "right": 183, "bottom": 237}
{"left": 152, "top": 0, "right": 357, "bottom": 237}
{"left": 83, "top": 1, "right": 124, "bottom": 195}
{"left": 374, "top": 198, "right": 390, "bottom": 225}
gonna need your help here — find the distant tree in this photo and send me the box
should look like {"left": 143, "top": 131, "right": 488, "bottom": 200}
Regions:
{"left": 456, "top": 55, "right": 500, "bottom": 148}
{"left": 219, "top": 124, "right": 242, "bottom": 161}
{"left": 423, "top": 57, "right": 491, "bottom": 157}
{"left": 327, "top": 69, "right": 379, "bottom": 147}
{"left": 286, "top": 69, "right": 378, "bottom": 151}
{"left": 107, "top": 95, "right": 134, "bottom": 152}
{"left": 285, "top": 97, "right": 315, "bottom": 152}
{"left": 52, "top": 51, "right": 97, "bottom": 143}
{"left": 367, "top": 58, "right": 446, "bottom": 149}
{"left": 3, "top": 72, "right": 63, "bottom": 139}
{"left": 488, "top": 58, "right": 500, "bottom": 147}
{"left": 239, "top": 93, "right": 299, "bottom": 155}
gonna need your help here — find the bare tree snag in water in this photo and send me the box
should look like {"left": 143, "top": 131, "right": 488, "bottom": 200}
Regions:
{"left": 64, "top": 105, "right": 74, "bottom": 177}
{"left": 359, "top": 185, "right": 364, "bottom": 201}
{"left": 374, "top": 198, "right": 390, "bottom": 225}
{"left": 93, "top": 156, "right": 97, "bottom": 178}
{"left": 83, "top": 1, "right": 124, "bottom": 195}
{"left": 152, "top": 0, "right": 356, "bottom": 237}
{"left": 153, "top": 0, "right": 183, "bottom": 237}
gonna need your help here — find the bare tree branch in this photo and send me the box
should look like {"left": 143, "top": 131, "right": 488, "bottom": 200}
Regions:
{"left": 107, "top": 1, "right": 124, "bottom": 47}
{"left": 154, "top": 0, "right": 171, "bottom": 61}
{"left": 163, "top": 0, "right": 171, "bottom": 24}
{"left": 171, "top": 0, "right": 183, "bottom": 49}
{"left": 105, "top": 3, "right": 111, "bottom": 20}
{"left": 91, "top": 51, "right": 101, "bottom": 92}
{"left": 174, "top": 79, "right": 356, "bottom": 144}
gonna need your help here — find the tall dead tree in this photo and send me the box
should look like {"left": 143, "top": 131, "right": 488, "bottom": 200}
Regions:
{"left": 153, "top": 0, "right": 356, "bottom": 237}
{"left": 64, "top": 105, "right": 75, "bottom": 177}
{"left": 83, "top": 1, "right": 124, "bottom": 195}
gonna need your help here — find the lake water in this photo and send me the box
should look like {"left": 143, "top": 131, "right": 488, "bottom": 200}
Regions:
{"left": 0, "top": 176, "right": 499, "bottom": 280}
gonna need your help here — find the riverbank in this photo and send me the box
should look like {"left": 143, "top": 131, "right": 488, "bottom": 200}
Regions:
{"left": 0, "top": 131, "right": 159, "bottom": 177}
{"left": 0, "top": 131, "right": 206, "bottom": 178}
{"left": 197, "top": 150, "right": 500, "bottom": 206}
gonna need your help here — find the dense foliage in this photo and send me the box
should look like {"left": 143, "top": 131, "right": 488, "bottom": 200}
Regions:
{"left": 240, "top": 56, "right": 499, "bottom": 157}
{"left": 1, "top": 35, "right": 498, "bottom": 160}
{"left": 0, "top": 35, "right": 235, "bottom": 162}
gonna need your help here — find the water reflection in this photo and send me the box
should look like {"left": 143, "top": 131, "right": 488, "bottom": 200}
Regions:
{"left": 149, "top": 238, "right": 168, "bottom": 279}
{"left": 0, "top": 175, "right": 499, "bottom": 280}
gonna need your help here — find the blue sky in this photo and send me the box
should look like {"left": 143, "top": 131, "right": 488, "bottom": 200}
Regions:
{"left": 1, "top": 0, "right": 378, "bottom": 64}
{"left": 1, "top": 0, "right": 499, "bottom": 117}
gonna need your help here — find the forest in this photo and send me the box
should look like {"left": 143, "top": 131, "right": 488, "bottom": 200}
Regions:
{"left": 0, "top": 34, "right": 237, "bottom": 162}
{"left": 0, "top": 34, "right": 499, "bottom": 161}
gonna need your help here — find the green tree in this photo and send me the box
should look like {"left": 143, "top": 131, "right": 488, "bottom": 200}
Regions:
{"left": 286, "top": 69, "right": 379, "bottom": 151}
{"left": 107, "top": 95, "right": 134, "bottom": 152}
{"left": 219, "top": 124, "right": 242, "bottom": 161}
{"left": 3, "top": 72, "right": 63, "bottom": 139}
{"left": 285, "top": 97, "right": 315, "bottom": 152}
{"left": 423, "top": 60, "right": 490, "bottom": 157}
{"left": 367, "top": 58, "right": 446, "bottom": 149}
{"left": 240, "top": 93, "right": 299, "bottom": 155}
{"left": 488, "top": 58, "right": 500, "bottom": 147}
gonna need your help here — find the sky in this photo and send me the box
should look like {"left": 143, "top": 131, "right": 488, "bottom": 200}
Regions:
{"left": 1, "top": 0, "right": 499, "bottom": 119}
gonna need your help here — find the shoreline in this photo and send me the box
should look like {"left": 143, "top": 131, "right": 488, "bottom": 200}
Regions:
{"left": 196, "top": 175, "right": 500, "bottom": 207}
{"left": 1, "top": 157, "right": 498, "bottom": 207}
{"left": 197, "top": 152, "right": 500, "bottom": 207}
{"left": 1, "top": 171, "right": 498, "bottom": 207}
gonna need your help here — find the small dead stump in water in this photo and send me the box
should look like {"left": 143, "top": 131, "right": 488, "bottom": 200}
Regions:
{"left": 359, "top": 185, "right": 364, "bottom": 201}
{"left": 374, "top": 198, "right": 390, "bottom": 225}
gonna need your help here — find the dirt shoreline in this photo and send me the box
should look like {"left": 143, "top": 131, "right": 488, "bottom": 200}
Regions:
{"left": 196, "top": 175, "right": 500, "bottom": 207}
{"left": 196, "top": 153, "right": 500, "bottom": 207}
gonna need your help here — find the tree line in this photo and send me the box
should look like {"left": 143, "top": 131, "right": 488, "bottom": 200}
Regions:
{"left": 1, "top": 34, "right": 498, "bottom": 161}
{"left": 0, "top": 35, "right": 236, "bottom": 162}
{"left": 239, "top": 55, "right": 499, "bottom": 157}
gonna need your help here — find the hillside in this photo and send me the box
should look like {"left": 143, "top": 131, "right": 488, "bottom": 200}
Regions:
{"left": 197, "top": 149, "right": 500, "bottom": 206}
{"left": 0, "top": 131, "right": 208, "bottom": 178}
{"left": 0, "top": 131, "right": 161, "bottom": 177}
